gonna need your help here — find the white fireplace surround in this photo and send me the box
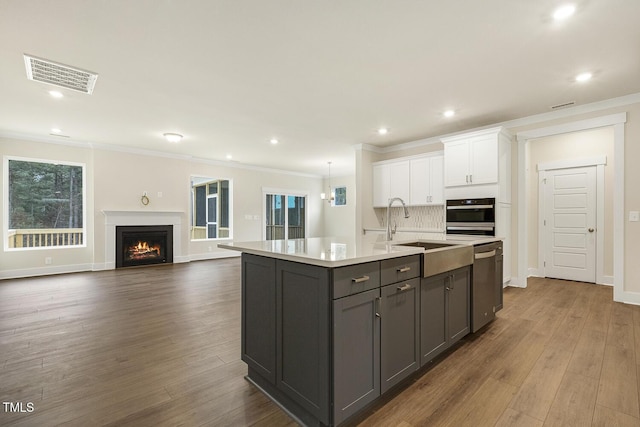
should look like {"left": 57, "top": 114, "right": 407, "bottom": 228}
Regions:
{"left": 103, "top": 210, "right": 184, "bottom": 270}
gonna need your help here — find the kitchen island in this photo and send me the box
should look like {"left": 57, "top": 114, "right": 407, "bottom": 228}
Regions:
{"left": 219, "top": 234, "right": 501, "bottom": 426}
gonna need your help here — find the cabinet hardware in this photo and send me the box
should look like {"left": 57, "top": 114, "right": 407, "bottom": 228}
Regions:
{"left": 470, "top": 174, "right": 473, "bottom": 183}
{"left": 375, "top": 297, "right": 382, "bottom": 317}
{"left": 466, "top": 175, "right": 469, "bottom": 183}
{"left": 448, "top": 274, "right": 454, "bottom": 290}
{"left": 397, "top": 266, "right": 411, "bottom": 273}
{"left": 588, "top": 228, "right": 595, "bottom": 232}
{"left": 475, "top": 250, "right": 496, "bottom": 260}
{"left": 397, "top": 283, "right": 412, "bottom": 291}
{"left": 352, "top": 275, "right": 370, "bottom": 283}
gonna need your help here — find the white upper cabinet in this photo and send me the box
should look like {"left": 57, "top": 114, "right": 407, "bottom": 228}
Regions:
{"left": 442, "top": 127, "right": 511, "bottom": 203}
{"left": 373, "top": 163, "right": 391, "bottom": 208}
{"left": 444, "top": 135, "right": 498, "bottom": 186}
{"left": 373, "top": 154, "right": 444, "bottom": 207}
{"left": 409, "top": 155, "right": 443, "bottom": 205}
{"left": 373, "top": 160, "right": 410, "bottom": 208}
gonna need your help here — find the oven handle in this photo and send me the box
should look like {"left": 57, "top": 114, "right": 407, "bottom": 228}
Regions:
{"left": 447, "top": 205, "right": 494, "bottom": 210}
{"left": 447, "top": 226, "right": 495, "bottom": 231}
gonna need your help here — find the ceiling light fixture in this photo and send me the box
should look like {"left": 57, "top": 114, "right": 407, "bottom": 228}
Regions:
{"left": 163, "top": 133, "right": 183, "bottom": 143}
{"left": 443, "top": 110, "right": 455, "bottom": 118}
{"left": 51, "top": 128, "right": 61, "bottom": 133}
{"left": 49, "top": 90, "right": 63, "bottom": 98}
{"left": 226, "top": 154, "right": 233, "bottom": 160}
{"left": 270, "top": 138, "right": 279, "bottom": 145}
{"left": 575, "top": 72, "right": 592, "bottom": 82}
{"left": 553, "top": 4, "right": 576, "bottom": 21}
{"left": 378, "top": 127, "right": 388, "bottom": 135}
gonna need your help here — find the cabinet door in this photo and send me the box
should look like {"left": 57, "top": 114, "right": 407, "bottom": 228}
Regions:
{"left": 447, "top": 267, "right": 470, "bottom": 344}
{"left": 373, "top": 164, "right": 390, "bottom": 207}
{"left": 389, "top": 160, "right": 410, "bottom": 202}
{"left": 469, "top": 135, "right": 498, "bottom": 185}
{"left": 444, "top": 140, "right": 470, "bottom": 187}
{"left": 242, "top": 254, "right": 276, "bottom": 383}
{"left": 429, "top": 156, "right": 444, "bottom": 204}
{"left": 276, "top": 260, "right": 330, "bottom": 424}
{"left": 420, "top": 274, "right": 447, "bottom": 365}
{"left": 380, "top": 278, "right": 420, "bottom": 393}
{"left": 333, "top": 289, "right": 380, "bottom": 425}
{"left": 409, "top": 157, "right": 429, "bottom": 205}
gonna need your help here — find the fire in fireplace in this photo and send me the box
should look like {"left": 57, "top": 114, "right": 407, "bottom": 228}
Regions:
{"left": 116, "top": 225, "right": 173, "bottom": 268}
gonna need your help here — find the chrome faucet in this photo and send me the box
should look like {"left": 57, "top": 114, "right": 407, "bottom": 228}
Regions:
{"left": 386, "top": 197, "right": 410, "bottom": 241}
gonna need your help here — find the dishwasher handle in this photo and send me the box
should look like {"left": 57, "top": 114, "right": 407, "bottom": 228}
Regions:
{"left": 475, "top": 250, "right": 496, "bottom": 260}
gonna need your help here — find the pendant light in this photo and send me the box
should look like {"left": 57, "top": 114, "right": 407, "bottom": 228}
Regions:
{"left": 321, "top": 161, "right": 334, "bottom": 204}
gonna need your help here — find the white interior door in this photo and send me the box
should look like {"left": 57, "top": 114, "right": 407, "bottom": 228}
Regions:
{"left": 543, "top": 166, "right": 596, "bottom": 282}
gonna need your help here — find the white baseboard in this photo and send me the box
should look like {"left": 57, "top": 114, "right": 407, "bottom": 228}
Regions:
{"left": 600, "top": 275, "right": 614, "bottom": 286}
{"left": 189, "top": 251, "right": 239, "bottom": 262}
{"left": 0, "top": 263, "right": 94, "bottom": 280}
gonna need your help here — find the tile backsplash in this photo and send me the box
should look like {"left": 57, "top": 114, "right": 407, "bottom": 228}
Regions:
{"left": 374, "top": 205, "right": 445, "bottom": 231}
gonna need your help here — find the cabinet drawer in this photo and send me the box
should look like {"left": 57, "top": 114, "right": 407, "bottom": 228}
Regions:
{"left": 381, "top": 255, "right": 420, "bottom": 286}
{"left": 333, "top": 262, "right": 380, "bottom": 299}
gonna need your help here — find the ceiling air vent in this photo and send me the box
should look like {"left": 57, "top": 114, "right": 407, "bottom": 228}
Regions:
{"left": 550, "top": 101, "right": 575, "bottom": 110}
{"left": 24, "top": 54, "right": 98, "bottom": 94}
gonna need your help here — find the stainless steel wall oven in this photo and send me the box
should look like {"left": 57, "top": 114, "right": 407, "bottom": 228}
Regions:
{"left": 446, "top": 198, "right": 495, "bottom": 236}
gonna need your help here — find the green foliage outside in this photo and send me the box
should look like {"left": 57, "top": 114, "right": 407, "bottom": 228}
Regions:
{"left": 8, "top": 159, "right": 83, "bottom": 230}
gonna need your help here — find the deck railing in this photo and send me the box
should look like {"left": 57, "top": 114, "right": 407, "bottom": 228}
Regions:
{"left": 7, "top": 228, "right": 84, "bottom": 248}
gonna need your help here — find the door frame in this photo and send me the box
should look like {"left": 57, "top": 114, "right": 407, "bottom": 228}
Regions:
{"left": 516, "top": 112, "right": 628, "bottom": 303}
{"left": 262, "top": 187, "right": 309, "bottom": 241}
{"left": 537, "top": 157, "right": 607, "bottom": 284}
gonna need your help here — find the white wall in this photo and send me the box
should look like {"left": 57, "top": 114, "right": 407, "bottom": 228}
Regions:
{"left": 323, "top": 174, "right": 357, "bottom": 238}
{"left": 0, "top": 137, "right": 328, "bottom": 278}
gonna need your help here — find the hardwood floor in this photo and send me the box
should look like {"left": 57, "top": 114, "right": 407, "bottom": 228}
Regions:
{"left": 0, "top": 259, "right": 638, "bottom": 426}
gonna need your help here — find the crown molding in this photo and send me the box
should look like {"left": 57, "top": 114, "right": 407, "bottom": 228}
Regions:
{"left": 0, "top": 132, "right": 321, "bottom": 179}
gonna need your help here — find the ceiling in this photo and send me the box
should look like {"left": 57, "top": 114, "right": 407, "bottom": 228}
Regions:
{"left": 1, "top": 1, "right": 639, "bottom": 177}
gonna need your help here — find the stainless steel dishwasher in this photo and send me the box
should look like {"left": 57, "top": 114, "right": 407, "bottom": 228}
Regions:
{"left": 471, "top": 241, "right": 503, "bottom": 332}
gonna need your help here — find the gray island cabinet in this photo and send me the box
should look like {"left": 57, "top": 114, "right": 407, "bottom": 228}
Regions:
{"left": 229, "top": 236, "right": 472, "bottom": 427}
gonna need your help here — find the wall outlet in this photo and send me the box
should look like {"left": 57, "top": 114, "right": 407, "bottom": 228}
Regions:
{"left": 157, "top": 191, "right": 163, "bottom": 198}
{"left": 630, "top": 211, "right": 640, "bottom": 222}
{"left": 45, "top": 257, "right": 52, "bottom": 265}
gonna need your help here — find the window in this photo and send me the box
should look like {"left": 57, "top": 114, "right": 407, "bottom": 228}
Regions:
{"left": 264, "top": 192, "right": 306, "bottom": 240}
{"left": 191, "top": 177, "right": 232, "bottom": 240}
{"left": 5, "top": 157, "right": 85, "bottom": 250}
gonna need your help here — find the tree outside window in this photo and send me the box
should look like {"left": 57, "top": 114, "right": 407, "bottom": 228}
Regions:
{"left": 6, "top": 158, "right": 85, "bottom": 249}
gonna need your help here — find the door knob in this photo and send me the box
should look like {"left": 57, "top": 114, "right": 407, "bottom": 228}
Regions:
{"left": 588, "top": 228, "right": 595, "bottom": 232}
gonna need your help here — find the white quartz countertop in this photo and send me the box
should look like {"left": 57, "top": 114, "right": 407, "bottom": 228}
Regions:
{"left": 218, "top": 234, "right": 502, "bottom": 268}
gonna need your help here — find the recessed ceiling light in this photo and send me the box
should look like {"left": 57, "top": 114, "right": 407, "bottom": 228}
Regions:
{"left": 553, "top": 4, "right": 576, "bottom": 21}
{"left": 575, "top": 72, "right": 592, "bottom": 82}
{"left": 51, "top": 128, "right": 61, "bottom": 133}
{"left": 270, "top": 138, "right": 279, "bottom": 145}
{"left": 49, "top": 90, "right": 63, "bottom": 98}
{"left": 443, "top": 110, "right": 455, "bottom": 118}
{"left": 226, "top": 154, "right": 233, "bottom": 160}
{"left": 378, "top": 127, "right": 389, "bottom": 135}
{"left": 163, "top": 133, "right": 183, "bottom": 143}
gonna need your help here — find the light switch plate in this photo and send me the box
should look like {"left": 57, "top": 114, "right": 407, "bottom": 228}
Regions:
{"left": 630, "top": 211, "right": 640, "bottom": 222}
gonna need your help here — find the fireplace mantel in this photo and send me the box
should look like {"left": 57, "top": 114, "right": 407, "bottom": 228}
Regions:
{"left": 103, "top": 210, "right": 184, "bottom": 269}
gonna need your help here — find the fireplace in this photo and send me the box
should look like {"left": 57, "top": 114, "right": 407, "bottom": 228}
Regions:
{"left": 116, "top": 225, "right": 173, "bottom": 268}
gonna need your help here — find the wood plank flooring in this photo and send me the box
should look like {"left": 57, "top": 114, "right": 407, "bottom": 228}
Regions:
{"left": 0, "top": 259, "right": 639, "bottom": 426}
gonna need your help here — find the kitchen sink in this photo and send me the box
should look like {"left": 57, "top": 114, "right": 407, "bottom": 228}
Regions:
{"left": 394, "top": 241, "right": 474, "bottom": 277}
{"left": 395, "top": 241, "right": 458, "bottom": 251}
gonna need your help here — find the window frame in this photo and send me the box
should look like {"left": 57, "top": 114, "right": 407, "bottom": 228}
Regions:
{"left": 4, "top": 155, "right": 87, "bottom": 251}
{"left": 190, "top": 176, "right": 233, "bottom": 241}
